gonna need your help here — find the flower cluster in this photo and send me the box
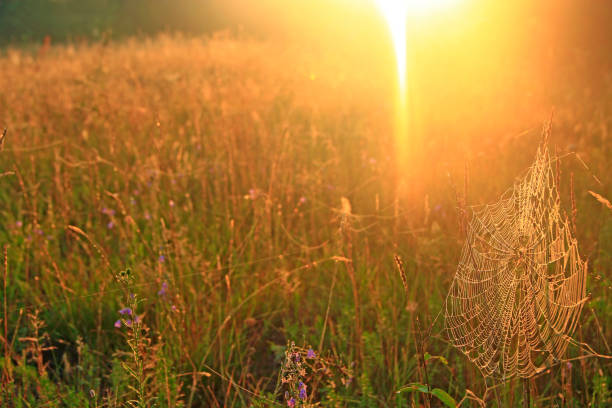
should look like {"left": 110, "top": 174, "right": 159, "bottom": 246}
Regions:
{"left": 114, "top": 307, "right": 141, "bottom": 328}
{"left": 280, "top": 343, "right": 317, "bottom": 407}
{"left": 275, "top": 341, "right": 354, "bottom": 407}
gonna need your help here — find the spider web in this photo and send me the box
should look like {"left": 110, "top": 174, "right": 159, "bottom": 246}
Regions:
{"left": 444, "top": 142, "right": 588, "bottom": 380}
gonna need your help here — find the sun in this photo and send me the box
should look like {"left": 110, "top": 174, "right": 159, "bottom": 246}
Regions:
{"left": 374, "top": 0, "right": 409, "bottom": 93}
{"left": 374, "top": 0, "right": 461, "bottom": 94}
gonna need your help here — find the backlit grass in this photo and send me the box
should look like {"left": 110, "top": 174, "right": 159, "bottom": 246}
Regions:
{"left": 0, "top": 33, "right": 610, "bottom": 407}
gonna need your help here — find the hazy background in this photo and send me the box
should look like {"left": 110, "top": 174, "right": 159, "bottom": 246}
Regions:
{"left": 2, "top": 0, "right": 611, "bottom": 210}
{"left": 3, "top": 0, "right": 609, "bottom": 146}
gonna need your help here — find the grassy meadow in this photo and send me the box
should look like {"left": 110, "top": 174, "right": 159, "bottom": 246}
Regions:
{"left": 0, "top": 32, "right": 611, "bottom": 407}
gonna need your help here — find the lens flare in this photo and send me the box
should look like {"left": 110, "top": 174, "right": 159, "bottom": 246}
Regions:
{"left": 375, "top": 0, "right": 461, "bottom": 188}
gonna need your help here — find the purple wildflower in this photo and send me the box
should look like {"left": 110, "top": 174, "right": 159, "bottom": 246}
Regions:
{"left": 159, "top": 254, "right": 165, "bottom": 263}
{"left": 171, "top": 304, "right": 178, "bottom": 312}
{"left": 133, "top": 315, "right": 141, "bottom": 324}
{"left": 158, "top": 281, "right": 168, "bottom": 296}
{"left": 299, "top": 386, "right": 307, "bottom": 400}
{"left": 125, "top": 319, "right": 132, "bottom": 327}
{"left": 102, "top": 207, "right": 116, "bottom": 216}
{"left": 287, "top": 397, "right": 296, "bottom": 408}
{"left": 114, "top": 319, "right": 121, "bottom": 328}
{"left": 107, "top": 221, "right": 114, "bottom": 229}
{"left": 307, "top": 348, "right": 316, "bottom": 359}
{"left": 15, "top": 221, "right": 23, "bottom": 228}
{"left": 293, "top": 352, "right": 300, "bottom": 363}
{"left": 118, "top": 307, "right": 132, "bottom": 315}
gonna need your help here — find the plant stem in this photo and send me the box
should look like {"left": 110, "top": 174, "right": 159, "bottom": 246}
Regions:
{"left": 415, "top": 316, "right": 431, "bottom": 408}
{"left": 523, "top": 378, "right": 530, "bottom": 408}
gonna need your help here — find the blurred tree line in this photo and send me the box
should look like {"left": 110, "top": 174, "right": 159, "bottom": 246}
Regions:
{"left": 0, "top": 0, "right": 228, "bottom": 46}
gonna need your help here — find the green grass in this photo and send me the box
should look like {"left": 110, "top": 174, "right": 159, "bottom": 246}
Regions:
{"left": 0, "top": 33, "right": 610, "bottom": 407}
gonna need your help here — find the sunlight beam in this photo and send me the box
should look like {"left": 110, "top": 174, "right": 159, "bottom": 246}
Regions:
{"left": 375, "top": 0, "right": 461, "bottom": 94}
{"left": 375, "top": 1, "right": 409, "bottom": 95}
{"left": 374, "top": 0, "right": 461, "bottom": 191}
